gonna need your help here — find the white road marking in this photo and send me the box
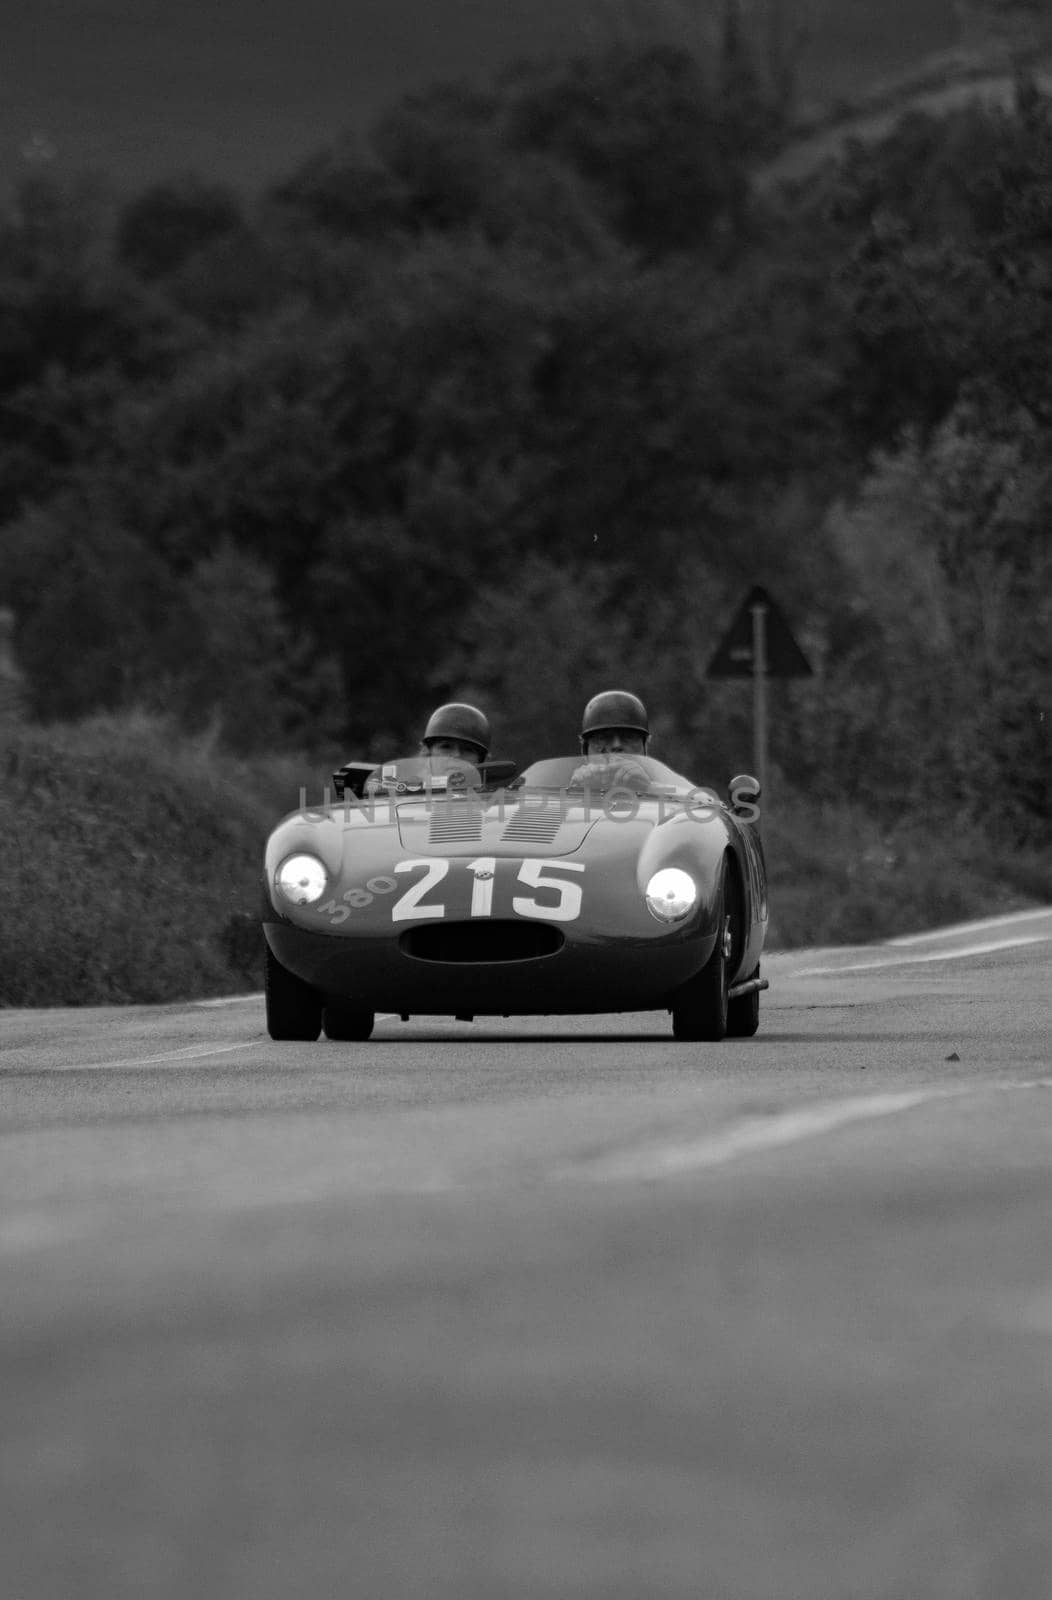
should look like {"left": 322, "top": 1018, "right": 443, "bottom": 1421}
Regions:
{"left": 582, "top": 1078, "right": 1052, "bottom": 1183}
{"left": 794, "top": 935, "right": 1048, "bottom": 977}
{"left": 5, "top": 1077, "right": 1052, "bottom": 1249}
{"left": 56, "top": 1041, "right": 259, "bottom": 1072}
{"left": 887, "top": 908, "right": 1051, "bottom": 945}
{"left": 193, "top": 995, "right": 401, "bottom": 1025}
{"left": 194, "top": 993, "right": 264, "bottom": 1007}
{"left": 56, "top": 1023, "right": 400, "bottom": 1071}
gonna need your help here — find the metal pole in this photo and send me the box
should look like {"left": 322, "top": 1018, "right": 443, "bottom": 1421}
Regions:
{"left": 750, "top": 600, "right": 768, "bottom": 793}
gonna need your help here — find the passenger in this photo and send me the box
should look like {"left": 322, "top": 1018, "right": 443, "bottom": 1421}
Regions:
{"left": 419, "top": 702, "right": 491, "bottom": 767}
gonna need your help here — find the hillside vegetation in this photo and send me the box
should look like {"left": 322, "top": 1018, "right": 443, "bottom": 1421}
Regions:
{"left": 1, "top": 19, "right": 1049, "bottom": 1000}
{"left": 0, "top": 717, "right": 314, "bottom": 1005}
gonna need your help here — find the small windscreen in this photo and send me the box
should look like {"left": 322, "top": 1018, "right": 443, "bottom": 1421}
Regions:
{"left": 514, "top": 756, "right": 710, "bottom": 800}
{"left": 362, "top": 756, "right": 511, "bottom": 795}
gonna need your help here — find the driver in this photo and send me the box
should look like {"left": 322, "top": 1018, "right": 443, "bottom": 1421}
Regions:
{"left": 572, "top": 691, "right": 651, "bottom": 789}
{"left": 419, "top": 702, "right": 491, "bottom": 767}
{"left": 579, "top": 691, "right": 649, "bottom": 759}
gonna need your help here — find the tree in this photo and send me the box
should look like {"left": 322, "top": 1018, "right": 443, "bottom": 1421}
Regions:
{"left": 3, "top": 497, "right": 192, "bottom": 721}
{"left": 370, "top": 83, "right": 504, "bottom": 233}
{"left": 817, "top": 400, "right": 1050, "bottom": 840}
{"left": 268, "top": 142, "right": 410, "bottom": 240}
{"left": 116, "top": 174, "right": 244, "bottom": 281}
{"left": 502, "top": 46, "right": 750, "bottom": 255}
{"left": 179, "top": 542, "right": 341, "bottom": 752}
{"left": 430, "top": 556, "right": 658, "bottom": 760}
{"left": 0, "top": 172, "right": 198, "bottom": 520}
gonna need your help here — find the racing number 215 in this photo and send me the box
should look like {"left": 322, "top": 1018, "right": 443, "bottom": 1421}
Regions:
{"left": 391, "top": 858, "right": 585, "bottom": 923}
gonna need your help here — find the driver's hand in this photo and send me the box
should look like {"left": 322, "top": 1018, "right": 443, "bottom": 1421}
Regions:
{"left": 607, "top": 760, "right": 650, "bottom": 792}
{"left": 569, "top": 761, "right": 609, "bottom": 788}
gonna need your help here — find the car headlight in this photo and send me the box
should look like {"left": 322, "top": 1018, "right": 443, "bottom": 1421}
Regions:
{"left": 275, "top": 853, "right": 328, "bottom": 905}
{"left": 644, "top": 866, "right": 698, "bottom": 923}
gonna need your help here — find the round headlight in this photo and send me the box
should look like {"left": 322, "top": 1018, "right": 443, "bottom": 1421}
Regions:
{"left": 276, "top": 853, "right": 328, "bottom": 905}
{"left": 645, "top": 866, "right": 698, "bottom": 923}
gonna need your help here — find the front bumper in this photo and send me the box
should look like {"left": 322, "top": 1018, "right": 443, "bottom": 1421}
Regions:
{"left": 263, "top": 919, "right": 718, "bottom": 1015}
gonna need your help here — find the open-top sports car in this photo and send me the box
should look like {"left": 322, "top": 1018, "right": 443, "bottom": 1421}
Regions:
{"left": 262, "top": 754, "right": 768, "bottom": 1043}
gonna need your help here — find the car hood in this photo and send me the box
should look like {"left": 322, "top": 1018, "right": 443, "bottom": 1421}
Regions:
{"left": 395, "top": 796, "right": 611, "bottom": 857}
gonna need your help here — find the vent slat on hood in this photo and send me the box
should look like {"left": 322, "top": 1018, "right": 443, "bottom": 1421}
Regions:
{"left": 395, "top": 799, "right": 603, "bottom": 856}
{"left": 500, "top": 805, "right": 564, "bottom": 845}
{"left": 427, "top": 801, "right": 484, "bottom": 845}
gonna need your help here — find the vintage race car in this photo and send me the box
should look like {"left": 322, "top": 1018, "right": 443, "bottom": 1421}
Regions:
{"left": 262, "top": 754, "right": 768, "bottom": 1043}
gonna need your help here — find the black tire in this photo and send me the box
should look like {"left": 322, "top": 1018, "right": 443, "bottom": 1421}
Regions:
{"left": 322, "top": 1006, "right": 374, "bottom": 1042}
{"left": 671, "top": 874, "right": 731, "bottom": 1042}
{"left": 265, "top": 945, "right": 322, "bottom": 1041}
{"left": 727, "top": 964, "right": 761, "bottom": 1038}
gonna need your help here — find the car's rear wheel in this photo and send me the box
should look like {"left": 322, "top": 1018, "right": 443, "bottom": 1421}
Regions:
{"left": 727, "top": 964, "right": 761, "bottom": 1037}
{"left": 265, "top": 945, "right": 322, "bottom": 1041}
{"left": 322, "top": 1006, "right": 374, "bottom": 1042}
{"left": 671, "top": 873, "right": 731, "bottom": 1043}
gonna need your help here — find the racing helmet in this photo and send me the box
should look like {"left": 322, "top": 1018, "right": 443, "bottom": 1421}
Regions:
{"left": 579, "top": 690, "right": 649, "bottom": 749}
{"left": 422, "top": 702, "right": 490, "bottom": 760}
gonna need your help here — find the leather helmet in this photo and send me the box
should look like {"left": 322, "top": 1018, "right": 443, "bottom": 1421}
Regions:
{"left": 580, "top": 690, "right": 649, "bottom": 746}
{"left": 422, "top": 702, "right": 490, "bottom": 759}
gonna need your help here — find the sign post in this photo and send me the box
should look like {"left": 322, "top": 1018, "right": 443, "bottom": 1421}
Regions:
{"left": 707, "top": 585, "right": 812, "bottom": 794}
{"left": 750, "top": 595, "right": 768, "bottom": 791}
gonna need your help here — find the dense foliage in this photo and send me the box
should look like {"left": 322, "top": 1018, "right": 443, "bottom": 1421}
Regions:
{"left": 1, "top": 43, "right": 1048, "bottom": 849}
{"left": 0, "top": 715, "right": 312, "bottom": 1004}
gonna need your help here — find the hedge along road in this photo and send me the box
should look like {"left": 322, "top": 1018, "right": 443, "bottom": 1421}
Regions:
{"left": 1, "top": 909, "right": 1050, "bottom": 1600}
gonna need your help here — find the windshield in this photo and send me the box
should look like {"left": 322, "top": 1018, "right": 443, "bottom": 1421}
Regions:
{"left": 514, "top": 755, "right": 712, "bottom": 800}
{"left": 350, "top": 754, "right": 719, "bottom": 805}
{"left": 362, "top": 756, "right": 508, "bottom": 796}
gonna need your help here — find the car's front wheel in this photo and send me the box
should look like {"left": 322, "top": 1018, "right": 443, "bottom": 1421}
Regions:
{"left": 671, "top": 881, "right": 731, "bottom": 1043}
{"left": 265, "top": 945, "right": 322, "bottom": 1041}
{"left": 322, "top": 1006, "right": 374, "bottom": 1042}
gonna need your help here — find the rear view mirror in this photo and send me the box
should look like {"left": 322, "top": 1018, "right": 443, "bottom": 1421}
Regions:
{"left": 480, "top": 759, "right": 517, "bottom": 785}
{"left": 332, "top": 761, "right": 380, "bottom": 799}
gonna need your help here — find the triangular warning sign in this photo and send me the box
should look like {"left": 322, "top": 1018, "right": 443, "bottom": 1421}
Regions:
{"left": 707, "top": 585, "right": 813, "bottom": 678}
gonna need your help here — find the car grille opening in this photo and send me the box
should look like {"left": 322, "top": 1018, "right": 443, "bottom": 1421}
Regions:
{"left": 400, "top": 920, "right": 564, "bottom": 963}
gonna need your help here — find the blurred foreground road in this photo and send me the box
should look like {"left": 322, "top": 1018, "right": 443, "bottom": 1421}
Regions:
{"left": 1, "top": 910, "right": 1051, "bottom": 1600}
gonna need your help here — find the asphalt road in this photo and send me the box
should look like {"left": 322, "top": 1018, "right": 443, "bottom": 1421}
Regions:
{"left": 2, "top": 909, "right": 1050, "bottom": 1600}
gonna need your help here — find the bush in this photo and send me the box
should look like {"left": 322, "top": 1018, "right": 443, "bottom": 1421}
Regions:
{"left": 763, "top": 789, "right": 1047, "bottom": 948}
{"left": 0, "top": 713, "right": 316, "bottom": 1005}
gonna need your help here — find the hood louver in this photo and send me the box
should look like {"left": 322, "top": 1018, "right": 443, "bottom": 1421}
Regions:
{"left": 500, "top": 805, "right": 565, "bottom": 845}
{"left": 427, "top": 802, "right": 484, "bottom": 846}
{"left": 395, "top": 798, "right": 603, "bottom": 856}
